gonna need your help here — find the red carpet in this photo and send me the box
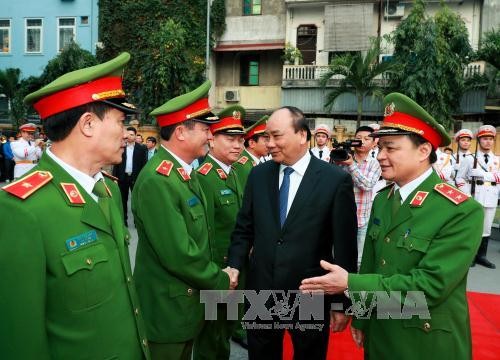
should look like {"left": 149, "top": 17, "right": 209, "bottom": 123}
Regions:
{"left": 283, "top": 292, "right": 500, "bottom": 359}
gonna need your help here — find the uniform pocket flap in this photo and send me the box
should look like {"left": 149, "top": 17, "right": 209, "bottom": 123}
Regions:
{"left": 217, "top": 195, "right": 236, "bottom": 207}
{"left": 402, "top": 314, "right": 452, "bottom": 333}
{"left": 188, "top": 206, "right": 204, "bottom": 221}
{"left": 397, "top": 234, "right": 431, "bottom": 253}
{"left": 61, "top": 243, "right": 109, "bottom": 276}
{"left": 168, "top": 283, "right": 198, "bottom": 298}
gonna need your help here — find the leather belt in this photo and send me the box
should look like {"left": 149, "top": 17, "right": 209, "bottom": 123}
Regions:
{"left": 468, "top": 180, "right": 496, "bottom": 186}
{"left": 15, "top": 160, "right": 38, "bottom": 164}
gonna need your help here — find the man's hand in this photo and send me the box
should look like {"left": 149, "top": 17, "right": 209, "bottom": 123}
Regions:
{"left": 350, "top": 326, "right": 364, "bottom": 348}
{"left": 330, "top": 311, "right": 350, "bottom": 332}
{"left": 223, "top": 267, "right": 239, "bottom": 290}
{"left": 299, "top": 260, "right": 348, "bottom": 294}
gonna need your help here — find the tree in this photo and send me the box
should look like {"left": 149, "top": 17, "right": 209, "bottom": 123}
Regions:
{"left": 320, "top": 39, "right": 397, "bottom": 129}
{"left": 389, "top": 0, "right": 472, "bottom": 130}
{"left": 476, "top": 27, "right": 500, "bottom": 70}
{"left": 0, "top": 68, "right": 22, "bottom": 128}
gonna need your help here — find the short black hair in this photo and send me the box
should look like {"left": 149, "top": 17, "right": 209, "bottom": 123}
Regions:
{"left": 244, "top": 134, "right": 263, "bottom": 148}
{"left": 160, "top": 119, "right": 196, "bottom": 141}
{"left": 279, "top": 106, "right": 311, "bottom": 141}
{"left": 126, "top": 126, "right": 137, "bottom": 135}
{"left": 146, "top": 136, "right": 157, "bottom": 144}
{"left": 355, "top": 126, "right": 375, "bottom": 135}
{"left": 43, "top": 101, "right": 111, "bottom": 142}
{"left": 407, "top": 133, "right": 437, "bottom": 164}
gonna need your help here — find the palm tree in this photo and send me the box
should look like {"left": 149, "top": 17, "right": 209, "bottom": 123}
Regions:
{"left": 320, "top": 40, "right": 397, "bottom": 129}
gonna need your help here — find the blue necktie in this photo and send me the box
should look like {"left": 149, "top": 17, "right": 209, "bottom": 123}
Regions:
{"left": 279, "top": 167, "right": 294, "bottom": 227}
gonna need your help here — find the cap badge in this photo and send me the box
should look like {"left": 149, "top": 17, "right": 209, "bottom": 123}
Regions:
{"left": 384, "top": 102, "right": 396, "bottom": 117}
{"left": 233, "top": 110, "right": 241, "bottom": 120}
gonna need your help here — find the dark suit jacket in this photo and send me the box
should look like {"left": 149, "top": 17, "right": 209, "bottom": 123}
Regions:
{"left": 113, "top": 143, "right": 148, "bottom": 183}
{"left": 228, "top": 155, "right": 358, "bottom": 308}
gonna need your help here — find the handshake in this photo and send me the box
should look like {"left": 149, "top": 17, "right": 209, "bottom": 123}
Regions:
{"left": 222, "top": 267, "right": 239, "bottom": 290}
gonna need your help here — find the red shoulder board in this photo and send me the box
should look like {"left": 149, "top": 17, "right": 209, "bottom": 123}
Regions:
{"left": 2, "top": 171, "right": 53, "bottom": 200}
{"left": 177, "top": 167, "right": 191, "bottom": 181}
{"left": 434, "top": 183, "right": 468, "bottom": 205}
{"left": 60, "top": 183, "right": 86, "bottom": 204}
{"left": 237, "top": 156, "right": 249, "bottom": 165}
{"left": 216, "top": 168, "right": 227, "bottom": 180}
{"left": 156, "top": 160, "right": 173, "bottom": 177}
{"left": 197, "top": 162, "right": 213, "bottom": 176}
{"left": 102, "top": 171, "right": 119, "bottom": 183}
{"left": 409, "top": 191, "right": 429, "bottom": 207}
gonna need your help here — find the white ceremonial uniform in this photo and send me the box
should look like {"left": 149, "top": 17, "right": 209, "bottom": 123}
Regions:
{"left": 11, "top": 138, "right": 42, "bottom": 179}
{"left": 310, "top": 146, "right": 330, "bottom": 162}
{"left": 457, "top": 150, "right": 500, "bottom": 237}
{"left": 433, "top": 149, "right": 455, "bottom": 184}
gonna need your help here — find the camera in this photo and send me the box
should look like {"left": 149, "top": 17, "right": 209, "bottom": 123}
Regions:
{"left": 329, "top": 139, "right": 362, "bottom": 162}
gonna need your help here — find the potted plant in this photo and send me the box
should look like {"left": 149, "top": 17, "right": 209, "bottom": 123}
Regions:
{"left": 283, "top": 42, "right": 303, "bottom": 65}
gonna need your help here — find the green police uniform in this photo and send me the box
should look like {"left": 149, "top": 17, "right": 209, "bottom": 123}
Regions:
{"left": 132, "top": 81, "right": 230, "bottom": 360}
{"left": 348, "top": 93, "right": 483, "bottom": 359}
{"left": 0, "top": 52, "right": 149, "bottom": 360}
{"left": 232, "top": 115, "right": 268, "bottom": 189}
{"left": 193, "top": 106, "right": 245, "bottom": 360}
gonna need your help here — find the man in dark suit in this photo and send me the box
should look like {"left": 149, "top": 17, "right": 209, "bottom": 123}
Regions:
{"left": 113, "top": 126, "right": 148, "bottom": 223}
{"left": 227, "top": 106, "right": 357, "bottom": 360}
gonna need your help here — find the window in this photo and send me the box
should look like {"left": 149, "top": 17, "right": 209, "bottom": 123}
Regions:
{"left": 0, "top": 19, "right": 11, "bottom": 53}
{"left": 243, "top": 0, "right": 261, "bottom": 16}
{"left": 58, "top": 17, "right": 75, "bottom": 51}
{"left": 80, "top": 16, "right": 89, "bottom": 25}
{"left": 240, "top": 55, "right": 259, "bottom": 86}
{"left": 26, "top": 18, "right": 43, "bottom": 53}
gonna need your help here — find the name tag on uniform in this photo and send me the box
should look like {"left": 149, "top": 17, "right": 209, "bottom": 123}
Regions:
{"left": 220, "top": 189, "right": 233, "bottom": 196}
{"left": 66, "top": 230, "right": 97, "bottom": 251}
{"left": 187, "top": 196, "right": 200, "bottom": 207}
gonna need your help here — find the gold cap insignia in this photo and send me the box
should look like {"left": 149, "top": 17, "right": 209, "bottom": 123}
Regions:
{"left": 384, "top": 102, "right": 396, "bottom": 117}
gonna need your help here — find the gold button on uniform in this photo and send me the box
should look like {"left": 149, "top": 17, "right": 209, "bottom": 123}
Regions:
{"left": 134, "top": 308, "right": 139, "bottom": 315}
{"left": 187, "top": 288, "right": 193, "bottom": 296}
{"left": 127, "top": 276, "right": 132, "bottom": 283}
{"left": 381, "top": 259, "right": 386, "bottom": 266}
{"left": 142, "top": 339, "right": 148, "bottom": 347}
{"left": 86, "top": 258, "right": 92, "bottom": 265}
{"left": 385, "top": 237, "right": 390, "bottom": 243}
{"left": 423, "top": 322, "right": 431, "bottom": 332}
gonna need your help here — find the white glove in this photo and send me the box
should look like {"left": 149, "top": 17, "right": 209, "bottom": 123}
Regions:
{"left": 470, "top": 168, "right": 485, "bottom": 179}
{"left": 453, "top": 163, "right": 461, "bottom": 171}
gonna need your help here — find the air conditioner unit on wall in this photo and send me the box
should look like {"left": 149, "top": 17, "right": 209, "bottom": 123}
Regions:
{"left": 224, "top": 90, "right": 240, "bottom": 102}
{"left": 384, "top": 3, "right": 405, "bottom": 19}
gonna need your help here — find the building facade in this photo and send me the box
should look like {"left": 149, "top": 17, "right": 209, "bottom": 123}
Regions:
{"left": 0, "top": 0, "right": 99, "bottom": 78}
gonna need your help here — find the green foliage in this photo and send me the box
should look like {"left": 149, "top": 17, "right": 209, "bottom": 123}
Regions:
{"left": 282, "top": 43, "right": 303, "bottom": 64}
{"left": 0, "top": 68, "right": 20, "bottom": 100}
{"left": 39, "top": 42, "right": 97, "bottom": 86}
{"left": 211, "top": 0, "right": 226, "bottom": 38}
{"left": 98, "top": 0, "right": 225, "bottom": 123}
{"left": 476, "top": 27, "right": 500, "bottom": 69}
{"left": 389, "top": 0, "right": 472, "bottom": 130}
{"left": 321, "top": 39, "right": 398, "bottom": 128}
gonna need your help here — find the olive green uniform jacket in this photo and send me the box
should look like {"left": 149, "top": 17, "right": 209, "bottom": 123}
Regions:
{"left": 349, "top": 172, "right": 483, "bottom": 359}
{"left": 232, "top": 149, "right": 256, "bottom": 190}
{"left": 197, "top": 156, "right": 243, "bottom": 267}
{"left": 132, "top": 146, "right": 230, "bottom": 344}
{"left": 0, "top": 154, "right": 149, "bottom": 360}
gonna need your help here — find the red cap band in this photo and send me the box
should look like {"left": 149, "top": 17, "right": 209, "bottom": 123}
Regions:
{"left": 383, "top": 111, "right": 442, "bottom": 149}
{"left": 156, "top": 98, "right": 211, "bottom": 127}
{"left": 33, "top": 76, "right": 124, "bottom": 119}
{"left": 477, "top": 129, "right": 495, "bottom": 138}
{"left": 245, "top": 123, "right": 266, "bottom": 140}
{"left": 210, "top": 116, "right": 244, "bottom": 134}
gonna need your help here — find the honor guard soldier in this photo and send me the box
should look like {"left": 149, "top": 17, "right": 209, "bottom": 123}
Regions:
{"left": 433, "top": 147, "right": 455, "bottom": 184}
{"left": 131, "top": 80, "right": 235, "bottom": 360}
{"left": 452, "top": 129, "right": 474, "bottom": 188}
{"left": 301, "top": 93, "right": 483, "bottom": 360}
{"left": 0, "top": 53, "right": 150, "bottom": 360}
{"left": 11, "top": 122, "right": 42, "bottom": 178}
{"left": 233, "top": 114, "right": 268, "bottom": 189}
{"left": 310, "top": 124, "right": 331, "bottom": 162}
{"left": 457, "top": 125, "right": 498, "bottom": 269}
{"left": 193, "top": 105, "right": 246, "bottom": 360}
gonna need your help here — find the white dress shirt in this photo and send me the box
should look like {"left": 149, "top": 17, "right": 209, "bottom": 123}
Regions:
{"left": 125, "top": 143, "right": 134, "bottom": 174}
{"left": 46, "top": 148, "right": 104, "bottom": 202}
{"left": 278, "top": 151, "right": 311, "bottom": 216}
{"left": 209, "top": 154, "right": 232, "bottom": 174}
